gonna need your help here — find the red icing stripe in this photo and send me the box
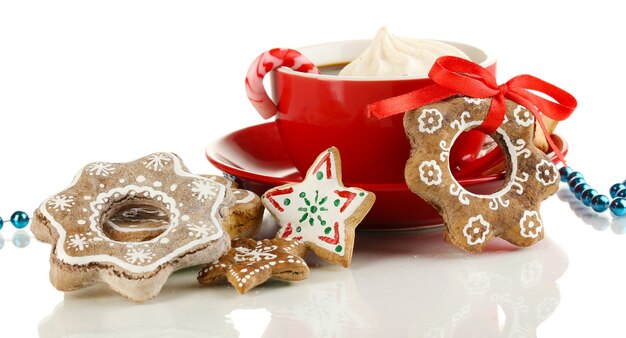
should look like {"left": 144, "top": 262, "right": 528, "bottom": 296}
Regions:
{"left": 282, "top": 223, "right": 293, "bottom": 238}
{"left": 312, "top": 152, "right": 332, "bottom": 179}
{"left": 265, "top": 187, "right": 294, "bottom": 212}
{"left": 334, "top": 190, "right": 356, "bottom": 212}
{"left": 281, "top": 223, "right": 303, "bottom": 241}
{"left": 318, "top": 222, "right": 340, "bottom": 244}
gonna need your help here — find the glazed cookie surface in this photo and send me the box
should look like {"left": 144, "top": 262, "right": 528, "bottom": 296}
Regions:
{"left": 404, "top": 97, "right": 560, "bottom": 252}
{"left": 32, "top": 152, "right": 232, "bottom": 302}
{"left": 262, "top": 147, "right": 375, "bottom": 267}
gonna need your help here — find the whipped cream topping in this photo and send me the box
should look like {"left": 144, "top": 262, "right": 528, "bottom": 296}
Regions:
{"left": 339, "top": 27, "right": 469, "bottom": 77}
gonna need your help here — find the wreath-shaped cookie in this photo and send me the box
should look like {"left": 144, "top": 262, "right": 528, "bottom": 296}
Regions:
{"left": 31, "top": 153, "right": 264, "bottom": 301}
{"left": 404, "top": 97, "right": 560, "bottom": 252}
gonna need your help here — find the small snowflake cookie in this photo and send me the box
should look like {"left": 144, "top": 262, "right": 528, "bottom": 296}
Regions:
{"left": 31, "top": 153, "right": 262, "bottom": 302}
{"left": 198, "top": 238, "right": 309, "bottom": 294}
{"left": 262, "top": 147, "right": 375, "bottom": 267}
{"left": 403, "top": 98, "right": 559, "bottom": 252}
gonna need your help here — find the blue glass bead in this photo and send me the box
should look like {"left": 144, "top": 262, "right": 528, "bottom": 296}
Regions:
{"left": 574, "top": 183, "right": 591, "bottom": 200}
{"left": 568, "top": 177, "right": 585, "bottom": 192}
{"left": 581, "top": 189, "right": 598, "bottom": 206}
{"left": 591, "top": 195, "right": 610, "bottom": 213}
{"left": 12, "top": 230, "right": 30, "bottom": 248}
{"left": 617, "top": 189, "right": 626, "bottom": 198}
{"left": 0, "top": 216, "right": 3, "bottom": 230}
{"left": 611, "top": 198, "right": 626, "bottom": 216}
{"left": 559, "top": 167, "right": 574, "bottom": 182}
{"left": 567, "top": 172, "right": 584, "bottom": 181}
{"left": 10, "top": 211, "right": 29, "bottom": 229}
{"left": 610, "top": 183, "right": 626, "bottom": 199}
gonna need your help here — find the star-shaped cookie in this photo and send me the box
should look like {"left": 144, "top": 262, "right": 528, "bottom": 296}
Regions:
{"left": 197, "top": 238, "right": 308, "bottom": 294}
{"left": 262, "top": 147, "right": 375, "bottom": 267}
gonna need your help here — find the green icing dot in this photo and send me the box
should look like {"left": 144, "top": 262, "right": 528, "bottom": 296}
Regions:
{"left": 335, "top": 245, "right": 343, "bottom": 253}
{"left": 310, "top": 206, "right": 318, "bottom": 213}
{"left": 324, "top": 227, "right": 332, "bottom": 234}
{"left": 359, "top": 192, "right": 365, "bottom": 197}
{"left": 334, "top": 199, "right": 340, "bottom": 207}
{"left": 284, "top": 198, "right": 291, "bottom": 206}
{"left": 316, "top": 171, "right": 323, "bottom": 180}
{"left": 299, "top": 192, "right": 306, "bottom": 198}
{"left": 296, "top": 226, "right": 302, "bottom": 232}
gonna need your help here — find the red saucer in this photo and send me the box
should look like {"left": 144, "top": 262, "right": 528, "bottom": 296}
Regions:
{"left": 206, "top": 122, "right": 568, "bottom": 230}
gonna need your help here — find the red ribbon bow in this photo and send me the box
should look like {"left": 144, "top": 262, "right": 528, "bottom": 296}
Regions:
{"left": 368, "top": 56, "right": 577, "bottom": 165}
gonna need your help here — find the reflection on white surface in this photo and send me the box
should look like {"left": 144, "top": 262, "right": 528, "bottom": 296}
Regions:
{"left": 556, "top": 187, "right": 624, "bottom": 234}
{"left": 226, "top": 308, "right": 271, "bottom": 338}
{"left": 37, "top": 222, "right": 567, "bottom": 337}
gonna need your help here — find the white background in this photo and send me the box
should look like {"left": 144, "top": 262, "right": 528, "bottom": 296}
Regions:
{"left": 1, "top": 1, "right": 625, "bottom": 337}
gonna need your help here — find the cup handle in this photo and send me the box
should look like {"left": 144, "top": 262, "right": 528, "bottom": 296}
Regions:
{"left": 245, "top": 48, "right": 320, "bottom": 119}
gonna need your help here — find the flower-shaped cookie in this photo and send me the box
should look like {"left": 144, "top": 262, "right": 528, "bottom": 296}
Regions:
{"left": 31, "top": 153, "right": 234, "bottom": 302}
{"left": 262, "top": 147, "right": 375, "bottom": 267}
{"left": 197, "top": 238, "right": 308, "bottom": 294}
{"left": 404, "top": 98, "right": 559, "bottom": 252}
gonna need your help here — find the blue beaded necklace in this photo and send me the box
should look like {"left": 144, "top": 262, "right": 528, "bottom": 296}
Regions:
{"left": 0, "top": 211, "right": 30, "bottom": 230}
{"left": 0, "top": 211, "right": 32, "bottom": 250}
{"left": 560, "top": 167, "right": 626, "bottom": 216}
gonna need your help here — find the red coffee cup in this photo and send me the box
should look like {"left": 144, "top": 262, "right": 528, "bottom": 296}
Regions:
{"left": 246, "top": 40, "right": 496, "bottom": 184}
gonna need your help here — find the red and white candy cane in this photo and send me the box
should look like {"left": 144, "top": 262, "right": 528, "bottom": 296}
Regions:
{"left": 245, "top": 48, "right": 320, "bottom": 119}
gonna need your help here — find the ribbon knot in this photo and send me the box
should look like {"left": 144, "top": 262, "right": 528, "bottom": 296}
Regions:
{"left": 368, "top": 56, "right": 577, "bottom": 165}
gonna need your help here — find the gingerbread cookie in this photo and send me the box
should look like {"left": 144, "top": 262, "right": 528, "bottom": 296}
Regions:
{"left": 31, "top": 153, "right": 234, "bottom": 302}
{"left": 198, "top": 238, "right": 308, "bottom": 294}
{"left": 262, "top": 147, "right": 375, "bottom": 267}
{"left": 404, "top": 97, "right": 559, "bottom": 252}
{"left": 201, "top": 175, "right": 264, "bottom": 239}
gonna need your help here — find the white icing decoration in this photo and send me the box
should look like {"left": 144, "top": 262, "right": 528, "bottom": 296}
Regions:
{"left": 417, "top": 108, "right": 443, "bottom": 134}
{"left": 187, "top": 221, "right": 214, "bottom": 238}
{"left": 77, "top": 220, "right": 86, "bottom": 225}
{"left": 153, "top": 181, "right": 162, "bottom": 187}
{"left": 463, "top": 97, "right": 484, "bottom": 105}
{"left": 67, "top": 234, "right": 89, "bottom": 251}
{"left": 535, "top": 159, "right": 558, "bottom": 186}
{"left": 143, "top": 153, "right": 171, "bottom": 171}
{"left": 462, "top": 215, "right": 491, "bottom": 245}
{"left": 86, "top": 163, "right": 116, "bottom": 177}
{"left": 170, "top": 184, "right": 177, "bottom": 191}
{"left": 418, "top": 160, "right": 443, "bottom": 186}
{"left": 233, "top": 244, "right": 279, "bottom": 263}
{"left": 136, "top": 175, "right": 146, "bottom": 183}
{"left": 124, "top": 248, "right": 155, "bottom": 265}
{"left": 47, "top": 195, "right": 75, "bottom": 212}
{"left": 39, "top": 153, "right": 226, "bottom": 274}
{"left": 190, "top": 179, "right": 218, "bottom": 202}
{"left": 519, "top": 210, "right": 543, "bottom": 238}
{"left": 513, "top": 105, "right": 535, "bottom": 127}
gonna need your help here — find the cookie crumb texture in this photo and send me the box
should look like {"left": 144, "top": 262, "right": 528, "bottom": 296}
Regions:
{"left": 32, "top": 153, "right": 236, "bottom": 302}
{"left": 198, "top": 238, "right": 309, "bottom": 294}
{"left": 403, "top": 97, "right": 559, "bottom": 252}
